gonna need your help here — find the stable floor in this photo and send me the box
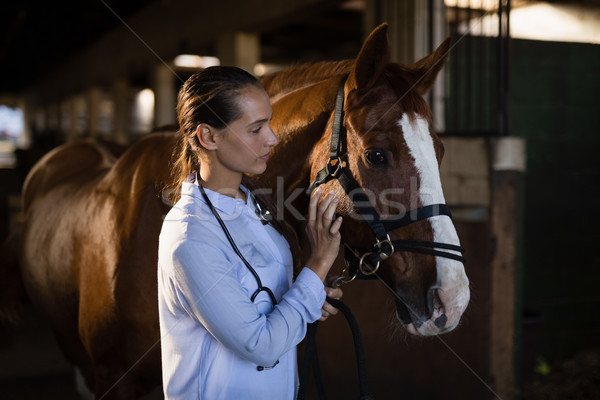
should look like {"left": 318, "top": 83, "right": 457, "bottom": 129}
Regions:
{"left": 0, "top": 306, "right": 80, "bottom": 399}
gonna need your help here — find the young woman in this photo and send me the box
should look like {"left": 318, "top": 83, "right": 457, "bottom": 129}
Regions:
{"left": 158, "top": 66, "right": 343, "bottom": 399}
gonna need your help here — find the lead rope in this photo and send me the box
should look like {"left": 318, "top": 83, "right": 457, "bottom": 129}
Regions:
{"left": 298, "top": 297, "right": 374, "bottom": 400}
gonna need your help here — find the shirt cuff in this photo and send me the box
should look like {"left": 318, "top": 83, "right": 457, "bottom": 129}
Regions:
{"left": 295, "top": 267, "right": 326, "bottom": 305}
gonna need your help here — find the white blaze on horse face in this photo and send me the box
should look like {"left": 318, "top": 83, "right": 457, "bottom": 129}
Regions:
{"left": 399, "top": 114, "right": 470, "bottom": 334}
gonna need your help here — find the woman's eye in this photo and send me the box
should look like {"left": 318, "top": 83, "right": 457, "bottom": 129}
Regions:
{"left": 251, "top": 127, "right": 262, "bottom": 134}
{"left": 364, "top": 149, "right": 387, "bottom": 166}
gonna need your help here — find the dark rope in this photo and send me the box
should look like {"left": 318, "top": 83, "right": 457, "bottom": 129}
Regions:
{"left": 298, "top": 297, "right": 374, "bottom": 400}
{"left": 298, "top": 322, "right": 327, "bottom": 400}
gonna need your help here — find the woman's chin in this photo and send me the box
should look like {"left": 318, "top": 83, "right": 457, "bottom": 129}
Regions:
{"left": 250, "top": 162, "right": 268, "bottom": 175}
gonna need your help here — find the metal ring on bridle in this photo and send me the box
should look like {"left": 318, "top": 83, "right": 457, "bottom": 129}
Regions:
{"left": 358, "top": 251, "right": 380, "bottom": 275}
{"left": 333, "top": 264, "right": 358, "bottom": 288}
{"left": 327, "top": 156, "right": 344, "bottom": 177}
{"left": 374, "top": 235, "right": 394, "bottom": 261}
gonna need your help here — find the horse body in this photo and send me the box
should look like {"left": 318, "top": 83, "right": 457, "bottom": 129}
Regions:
{"left": 20, "top": 141, "right": 117, "bottom": 392}
{"left": 20, "top": 135, "right": 175, "bottom": 396}
{"left": 11, "top": 23, "right": 469, "bottom": 398}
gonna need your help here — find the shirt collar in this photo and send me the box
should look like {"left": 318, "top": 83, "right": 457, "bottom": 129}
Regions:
{"left": 182, "top": 173, "right": 251, "bottom": 216}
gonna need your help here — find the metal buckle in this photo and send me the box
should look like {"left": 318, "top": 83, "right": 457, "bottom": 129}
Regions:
{"left": 327, "top": 157, "right": 344, "bottom": 178}
{"left": 356, "top": 236, "right": 394, "bottom": 276}
{"left": 374, "top": 235, "right": 395, "bottom": 261}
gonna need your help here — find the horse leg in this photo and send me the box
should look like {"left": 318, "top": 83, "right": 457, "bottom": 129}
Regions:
{"left": 75, "top": 367, "right": 95, "bottom": 400}
{"left": 94, "top": 362, "right": 137, "bottom": 400}
{"left": 53, "top": 329, "right": 96, "bottom": 397}
{"left": 79, "top": 320, "right": 138, "bottom": 399}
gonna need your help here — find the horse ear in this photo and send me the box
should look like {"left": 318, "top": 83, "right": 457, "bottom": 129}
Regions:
{"left": 410, "top": 37, "right": 451, "bottom": 95}
{"left": 349, "top": 23, "right": 390, "bottom": 91}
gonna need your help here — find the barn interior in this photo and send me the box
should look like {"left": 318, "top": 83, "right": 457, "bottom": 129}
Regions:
{"left": 1, "top": 0, "right": 600, "bottom": 399}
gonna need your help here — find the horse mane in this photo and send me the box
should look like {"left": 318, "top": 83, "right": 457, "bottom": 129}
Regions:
{"left": 262, "top": 59, "right": 433, "bottom": 121}
{"left": 261, "top": 59, "right": 354, "bottom": 97}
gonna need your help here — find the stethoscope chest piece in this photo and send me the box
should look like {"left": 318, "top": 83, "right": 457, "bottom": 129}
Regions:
{"left": 251, "top": 194, "right": 271, "bottom": 225}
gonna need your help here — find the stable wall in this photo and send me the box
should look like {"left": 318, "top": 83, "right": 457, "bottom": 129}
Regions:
{"left": 511, "top": 39, "right": 600, "bottom": 367}
{"left": 444, "top": 34, "right": 600, "bottom": 395}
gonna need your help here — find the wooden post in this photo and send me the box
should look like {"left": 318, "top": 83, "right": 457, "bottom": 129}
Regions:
{"left": 153, "top": 64, "right": 176, "bottom": 129}
{"left": 364, "top": 0, "right": 416, "bottom": 64}
{"left": 86, "top": 87, "right": 101, "bottom": 138}
{"left": 489, "top": 137, "right": 526, "bottom": 399}
{"left": 364, "top": 0, "right": 448, "bottom": 129}
{"left": 113, "top": 79, "right": 130, "bottom": 145}
{"left": 217, "top": 31, "right": 260, "bottom": 74}
{"left": 66, "top": 96, "right": 79, "bottom": 142}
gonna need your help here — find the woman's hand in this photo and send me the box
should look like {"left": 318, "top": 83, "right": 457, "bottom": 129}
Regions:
{"left": 305, "top": 187, "right": 343, "bottom": 282}
{"left": 319, "top": 276, "right": 344, "bottom": 321}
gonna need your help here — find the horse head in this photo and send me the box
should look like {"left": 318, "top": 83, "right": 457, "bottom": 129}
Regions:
{"left": 307, "top": 24, "right": 469, "bottom": 336}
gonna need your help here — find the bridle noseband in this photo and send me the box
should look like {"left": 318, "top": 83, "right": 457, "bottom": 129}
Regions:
{"left": 308, "top": 77, "right": 465, "bottom": 285}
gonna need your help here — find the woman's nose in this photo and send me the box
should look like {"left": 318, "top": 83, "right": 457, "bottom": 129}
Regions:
{"left": 266, "top": 127, "right": 279, "bottom": 147}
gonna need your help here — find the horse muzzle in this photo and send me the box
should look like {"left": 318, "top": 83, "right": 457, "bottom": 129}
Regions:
{"left": 396, "top": 263, "right": 470, "bottom": 336}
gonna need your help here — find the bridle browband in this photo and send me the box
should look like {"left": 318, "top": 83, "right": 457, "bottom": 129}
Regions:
{"left": 308, "top": 77, "right": 465, "bottom": 285}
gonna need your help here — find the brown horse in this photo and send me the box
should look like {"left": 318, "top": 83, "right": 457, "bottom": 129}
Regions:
{"left": 10, "top": 23, "right": 469, "bottom": 398}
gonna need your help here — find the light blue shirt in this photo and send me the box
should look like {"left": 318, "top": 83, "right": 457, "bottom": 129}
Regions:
{"left": 158, "top": 178, "right": 326, "bottom": 399}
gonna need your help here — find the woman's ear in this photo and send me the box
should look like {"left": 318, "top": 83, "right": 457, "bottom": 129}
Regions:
{"left": 196, "top": 123, "right": 219, "bottom": 150}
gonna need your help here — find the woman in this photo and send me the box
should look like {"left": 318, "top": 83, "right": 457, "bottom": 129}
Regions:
{"left": 158, "top": 66, "right": 343, "bottom": 399}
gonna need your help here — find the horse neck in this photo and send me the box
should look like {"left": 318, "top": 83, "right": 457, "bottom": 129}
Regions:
{"left": 261, "top": 60, "right": 353, "bottom": 99}
{"left": 259, "top": 76, "right": 344, "bottom": 195}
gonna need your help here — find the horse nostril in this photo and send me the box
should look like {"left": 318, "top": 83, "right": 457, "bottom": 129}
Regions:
{"left": 434, "top": 314, "right": 447, "bottom": 329}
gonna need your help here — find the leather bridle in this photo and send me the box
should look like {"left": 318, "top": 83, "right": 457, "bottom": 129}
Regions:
{"left": 307, "top": 77, "right": 465, "bottom": 285}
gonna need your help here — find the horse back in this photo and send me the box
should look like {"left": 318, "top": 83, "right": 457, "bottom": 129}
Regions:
{"left": 101, "top": 132, "right": 177, "bottom": 239}
{"left": 22, "top": 139, "right": 116, "bottom": 213}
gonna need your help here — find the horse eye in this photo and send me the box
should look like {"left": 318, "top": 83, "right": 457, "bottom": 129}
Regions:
{"left": 364, "top": 149, "right": 387, "bottom": 166}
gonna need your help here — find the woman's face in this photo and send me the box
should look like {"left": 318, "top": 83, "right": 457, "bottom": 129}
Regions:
{"left": 213, "top": 85, "right": 279, "bottom": 175}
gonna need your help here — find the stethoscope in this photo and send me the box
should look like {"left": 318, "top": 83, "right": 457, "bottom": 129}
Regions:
{"left": 197, "top": 180, "right": 277, "bottom": 305}
{"left": 197, "top": 175, "right": 280, "bottom": 371}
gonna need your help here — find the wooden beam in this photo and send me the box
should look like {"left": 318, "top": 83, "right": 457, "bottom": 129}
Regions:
{"left": 27, "top": 0, "right": 345, "bottom": 103}
{"left": 489, "top": 137, "right": 526, "bottom": 399}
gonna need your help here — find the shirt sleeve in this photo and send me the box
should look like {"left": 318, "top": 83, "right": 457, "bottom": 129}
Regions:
{"left": 168, "top": 238, "right": 325, "bottom": 366}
